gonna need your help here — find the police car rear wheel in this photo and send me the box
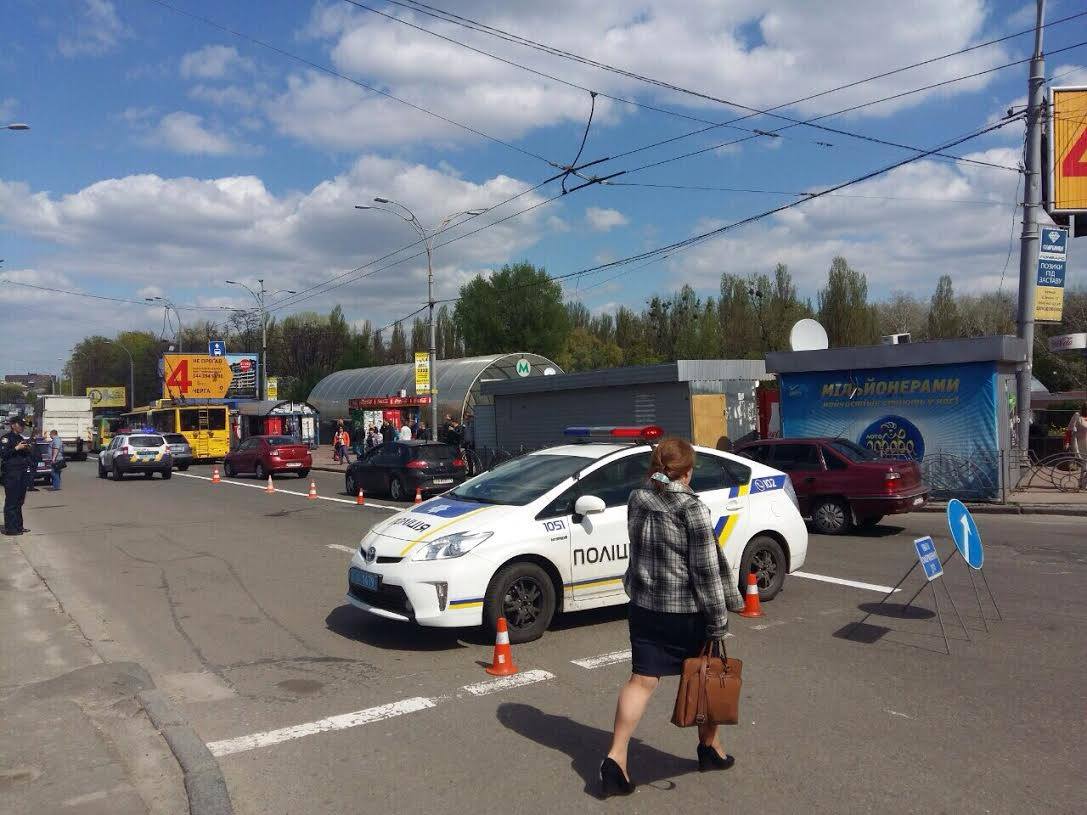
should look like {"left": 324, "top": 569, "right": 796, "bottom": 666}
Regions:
{"left": 740, "top": 536, "right": 786, "bottom": 600}
{"left": 484, "top": 562, "right": 555, "bottom": 644}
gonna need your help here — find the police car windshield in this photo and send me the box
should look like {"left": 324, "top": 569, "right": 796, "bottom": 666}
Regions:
{"left": 449, "top": 454, "right": 588, "bottom": 506}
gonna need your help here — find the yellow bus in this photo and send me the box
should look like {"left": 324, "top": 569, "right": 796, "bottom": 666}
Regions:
{"left": 122, "top": 403, "right": 231, "bottom": 460}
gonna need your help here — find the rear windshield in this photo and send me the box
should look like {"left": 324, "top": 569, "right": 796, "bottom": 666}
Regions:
{"left": 130, "top": 435, "right": 164, "bottom": 448}
{"left": 164, "top": 434, "right": 187, "bottom": 445}
{"left": 415, "top": 444, "right": 458, "bottom": 462}
{"left": 449, "top": 454, "right": 589, "bottom": 506}
{"left": 265, "top": 436, "right": 298, "bottom": 446}
{"left": 827, "top": 439, "right": 880, "bottom": 462}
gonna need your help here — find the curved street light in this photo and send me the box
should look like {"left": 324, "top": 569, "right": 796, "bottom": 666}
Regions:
{"left": 355, "top": 198, "right": 485, "bottom": 437}
{"left": 146, "top": 296, "right": 182, "bottom": 352}
{"left": 104, "top": 339, "right": 135, "bottom": 410}
{"left": 225, "top": 280, "right": 296, "bottom": 401}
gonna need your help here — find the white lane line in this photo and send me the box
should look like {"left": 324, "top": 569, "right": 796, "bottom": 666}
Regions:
{"left": 792, "top": 571, "right": 900, "bottom": 594}
{"left": 174, "top": 472, "right": 399, "bottom": 511}
{"left": 460, "top": 669, "right": 554, "bottom": 696}
{"left": 208, "top": 697, "right": 435, "bottom": 758}
{"left": 326, "top": 544, "right": 357, "bottom": 554}
{"left": 751, "top": 619, "right": 788, "bottom": 631}
{"left": 208, "top": 669, "right": 555, "bottom": 757}
{"left": 571, "top": 650, "right": 632, "bottom": 669}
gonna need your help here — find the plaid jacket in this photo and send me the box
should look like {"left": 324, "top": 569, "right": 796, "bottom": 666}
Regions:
{"left": 623, "top": 481, "right": 745, "bottom": 638}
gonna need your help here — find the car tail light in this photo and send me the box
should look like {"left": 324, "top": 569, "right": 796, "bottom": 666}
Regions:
{"left": 884, "top": 471, "right": 902, "bottom": 493}
{"left": 270, "top": 448, "right": 281, "bottom": 457}
{"left": 406, "top": 460, "right": 428, "bottom": 469}
{"left": 452, "top": 458, "right": 464, "bottom": 468}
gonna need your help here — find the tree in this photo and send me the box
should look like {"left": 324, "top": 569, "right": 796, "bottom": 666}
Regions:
{"left": 718, "top": 274, "right": 761, "bottom": 357}
{"left": 557, "top": 327, "right": 623, "bottom": 372}
{"left": 388, "top": 322, "right": 409, "bottom": 364}
{"left": 817, "top": 257, "right": 878, "bottom": 347}
{"left": 876, "top": 291, "right": 926, "bottom": 337}
{"left": 925, "top": 275, "right": 960, "bottom": 340}
{"left": 454, "top": 262, "right": 570, "bottom": 359}
{"left": 958, "top": 291, "right": 1014, "bottom": 337}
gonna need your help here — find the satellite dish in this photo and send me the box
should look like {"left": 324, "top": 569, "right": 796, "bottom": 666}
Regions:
{"left": 789, "top": 318, "right": 829, "bottom": 351}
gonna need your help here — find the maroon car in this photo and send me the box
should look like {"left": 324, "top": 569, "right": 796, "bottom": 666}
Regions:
{"left": 735, "top": 437, "right": 928, "bottom": 534}
{"left": 224, "top": 435, "right": 312, "bottom": 479}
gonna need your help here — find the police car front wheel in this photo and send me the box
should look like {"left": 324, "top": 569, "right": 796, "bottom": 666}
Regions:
{"left": 484, "top": 562, "right": 557, "bottom": 644}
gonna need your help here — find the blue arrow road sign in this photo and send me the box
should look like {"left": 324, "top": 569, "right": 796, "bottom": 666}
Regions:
{"left": 914, "top": 536, "right": 943, "bottom": 581}
{"left": 209, "top": 340, "right": 226, "bottom": 357}
{"left": 947, "top": 499, "right": 983, "bottom": 569}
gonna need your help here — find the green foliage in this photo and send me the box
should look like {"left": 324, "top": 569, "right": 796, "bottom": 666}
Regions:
{"left": 925, "top": 275, "right": 961, "bottom": 339}
{"left": 817, "top": 257, "right": 878, "bottom": 346}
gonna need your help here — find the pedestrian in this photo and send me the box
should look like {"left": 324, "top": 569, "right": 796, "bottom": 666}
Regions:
{"left": 600, "top": 437, "right": 745, "bottom": 798}
{"left": 333, "top": 421, "right": 346, "bottom": 463}
{"left": 1, "top": 416, "right": 33, "bottom": 535}
{"left": 368, "top": 425, "right": 383, "bottom": 450}
{"left": 446, "top": 418, "right": 462, "bottom": 449}
{"left": 1069, "top": 402, "right": 1087, "bottom": 490}
{"left": 340, "top": 427, "right": 352, "bottom": 464}
{"left": 417, "top": 420, "right": 430, "bottom": 442}
{"left": 399, "top": 422, "right": 413, "bottom": 441}
{"left": 462, "top": 413, "right": 474, "bottom": 450}
{"left": 382, "top": 421, "right": 396, "bottom": 444}
{"left": 48, "top": 429, "right": 64, "bottom": 491}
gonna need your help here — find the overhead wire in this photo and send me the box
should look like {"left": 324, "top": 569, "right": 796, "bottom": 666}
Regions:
{"left": 603, "top": 181, "right": 1012, "bottom": 206}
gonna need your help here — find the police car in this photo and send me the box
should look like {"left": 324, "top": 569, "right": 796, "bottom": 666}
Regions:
{"left": 346, "top": 426, "right": 808, "bottom": 643}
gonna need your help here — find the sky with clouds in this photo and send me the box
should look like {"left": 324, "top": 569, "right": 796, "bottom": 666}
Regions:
{"left": 2, "top": 0, "right": 1086, "bottom": 375}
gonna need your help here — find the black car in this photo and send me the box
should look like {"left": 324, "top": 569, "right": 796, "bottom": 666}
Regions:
{"left": 345, "top": 441, "right": 467, "bottom": 501}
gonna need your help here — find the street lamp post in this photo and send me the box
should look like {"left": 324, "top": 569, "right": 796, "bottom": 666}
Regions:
{"left": 146, "top": 296, "right": 182, "bottom": 352}
{"left": 106, "top": 340, "right": 135, "bottom": 410}
{"left": 355, "top": 199, "right": 484, "bottom": 439}
{"left": 225, "top": 280, "right": 295, "bottom": 401}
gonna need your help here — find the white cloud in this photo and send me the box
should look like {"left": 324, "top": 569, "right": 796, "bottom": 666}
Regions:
{"left": 150, "top": 112, "right": 244, "bottom": 156}
{"left": 586, "top": 207, "right": 629, "bottom": 232}
{"left": 57, "top": 0, "right": 125, "bottom": 58}
{"left": 180, "top": 46, "right": 255, "bottom": 80}
{"left": 188, "top": 84, "right": 262, "bottom": 112}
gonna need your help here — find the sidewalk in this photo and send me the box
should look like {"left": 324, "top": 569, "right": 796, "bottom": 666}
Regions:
{"left": 920, "top": 486, "right": 1087, "bottom": 515}
{"left": 0, "top": 539, "right": 189, "bottom": 814}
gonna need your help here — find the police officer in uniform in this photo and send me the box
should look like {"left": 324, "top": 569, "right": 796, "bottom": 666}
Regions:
{"left": 2, "top": 416, "right": 33, "bottom": 535}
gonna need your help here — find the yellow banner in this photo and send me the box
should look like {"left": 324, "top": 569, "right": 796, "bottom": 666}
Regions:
{"left": 266, "top": 377, "right": 278, "bottom": 400}
{"left": 1035, "top": 285, "right": 1065, "bottom": 322}
{"left": 1050, "top": 87, "right": 1087, "bottom": 213}
{"left": 414, "top": 352, "right": 431, "bottom": 394}
{"left": 86, "top": 386, "right": 126, "bottom": 408}
{"left": 162, "top": 354, "right": 232, "bottom": 399}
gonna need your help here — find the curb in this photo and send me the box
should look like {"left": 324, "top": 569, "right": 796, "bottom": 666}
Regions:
{"left": 919, "top": 503, "right": 1087, "bottom": 516}
{"left": 138, "top": 689, "right": 235, "bottom": 815}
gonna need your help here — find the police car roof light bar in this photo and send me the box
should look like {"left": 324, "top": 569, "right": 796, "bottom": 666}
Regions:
{"left": 563, "top": 425, "right": 664, "bottom": 441}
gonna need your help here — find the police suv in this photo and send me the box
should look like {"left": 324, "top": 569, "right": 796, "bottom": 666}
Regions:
{"left": 346, "top": 426, "right": 808, "bottom": 643}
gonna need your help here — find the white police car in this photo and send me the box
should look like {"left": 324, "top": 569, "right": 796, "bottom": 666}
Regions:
{"left": 346, "top": 426, "right": 808, "bottom": 643}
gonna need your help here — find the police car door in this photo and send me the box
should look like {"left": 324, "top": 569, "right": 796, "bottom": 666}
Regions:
{"left": 690, "top": 453, "right": 753, "bottom": 570}
{"left": 548, "top": 451, "right": 651, "bottom": 607}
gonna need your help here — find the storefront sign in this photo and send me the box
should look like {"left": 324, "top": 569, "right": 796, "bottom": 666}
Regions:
{"left": 349, "top": 396, "right": 433, "bottom": 409}
{"left": 1048, "top": 332, "right": 1087, "bottom": 352}
{"left": 415, "top": 352, "right": 431, "bottom": 394}
{"left": 1034, "top": 227, "right": 1068, "bottom": 323}
{"left": 86, "top": 386, "right": 126, "bottom": 408}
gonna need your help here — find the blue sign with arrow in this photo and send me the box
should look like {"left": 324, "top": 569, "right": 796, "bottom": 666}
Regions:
{"left": 209, "top": 340, "right": 226, "bottom": 357}
{"left": 914, "top": 536, "right": 943, "bottom": 581}
{"left": 947, "top": 498, "right": 983, "bottom": 569}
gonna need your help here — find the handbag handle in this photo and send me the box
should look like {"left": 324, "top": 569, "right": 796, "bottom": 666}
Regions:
{"left": 700, "top": 638, "right": 728, "bottom": 661}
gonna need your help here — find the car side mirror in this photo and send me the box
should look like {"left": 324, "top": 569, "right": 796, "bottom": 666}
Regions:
{"left": 572, "top": 494, "right": 606, "bottom": 523}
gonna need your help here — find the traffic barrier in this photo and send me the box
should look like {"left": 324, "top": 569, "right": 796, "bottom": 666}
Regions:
{"left": 356, "top": 487, "right": 365, "bottom": 506}
{"left": 739, "top": 572, "right": 764, "bottom": 618}
{"left": 414, "top": 486, "right": 422, "bottom": 504}
{"left": 211, "top": 467, "right": 221, "bottom": 484}
{"left": 265, "top": 475, "right": 275, "bottom": 494}
{"left": 308, "top": 480, "right": 318, "bottom": 500}
{"left": 484, "top": 617, "right": 518, "bottom": 676}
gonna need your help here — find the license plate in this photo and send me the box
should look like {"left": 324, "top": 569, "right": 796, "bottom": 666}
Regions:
{"left": 913, "top": 496, "right": 924, "bottom": 506}
{"left": 350, "top": 568, "right": 380, "bottom": 592}
{"left": 433, "top": 478, "right": 454, "bottom": 485}
{"left": 286, "top": 462, "right": 301, "bottom": 467}
{"left": 137, "top": 452, "right": 154, "bottom": 459}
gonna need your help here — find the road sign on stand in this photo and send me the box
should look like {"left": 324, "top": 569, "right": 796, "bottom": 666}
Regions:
{"left": 209, "top": 340, "right": 226, "bottom": 357}
{"left": 947, "top": 499, "right": 983, "bottom": 569}
{"left": 914, "top": 536, "right": 943, "bottom": 581}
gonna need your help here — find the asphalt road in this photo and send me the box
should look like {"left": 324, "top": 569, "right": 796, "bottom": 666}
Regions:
{"left": 14, "top": 461, "right": 1086, "bottom": 814}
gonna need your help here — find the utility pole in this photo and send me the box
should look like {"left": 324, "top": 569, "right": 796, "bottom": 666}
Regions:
{"left": 226, "top": 279, "right": 294, "bottom": 402}
{"left": 1015, "top": 0, "right": 1046, "bottom": 458}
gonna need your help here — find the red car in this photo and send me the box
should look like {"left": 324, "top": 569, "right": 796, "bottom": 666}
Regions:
{"left": 224, "top": 435, "right": 312, "bottom": 479}
{"left": 734, "top": 437, "right": 928, "bottom": 534}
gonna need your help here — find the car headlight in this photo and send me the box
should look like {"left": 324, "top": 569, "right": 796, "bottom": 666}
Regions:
{"left": 782, "top": 475, "right": 800, "bottom": 511}
{"left": 411, "top": 531, "right": 493, "bottom": 561}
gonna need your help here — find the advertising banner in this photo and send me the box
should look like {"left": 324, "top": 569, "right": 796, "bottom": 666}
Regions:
{"left": 779, "top": 361, "right": 999, "bottom": 499}
{"left": 266, "top": 376, "right": 278, "bottom": 400}
{"left": 86, "top": 386, "right": 126, "bottom": 408}
{"left": 1048, "top": 86, "right": 1087, "bottom": 215}
{"left": 225, "top": 353, "right": 259, "bottom": 399}
{"left": 414, "top": 352, "right": 431, "bottom": 394}
{"left": 1034, "top": 227, "right": 1069, "bottom": 322}
{"left": 163, "top": 354, "right": 232, "bottom": 399}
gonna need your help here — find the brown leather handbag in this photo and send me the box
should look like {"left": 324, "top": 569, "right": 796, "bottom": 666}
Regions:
{"left": 671, "top": 640, "right": 742, "bottom": 727}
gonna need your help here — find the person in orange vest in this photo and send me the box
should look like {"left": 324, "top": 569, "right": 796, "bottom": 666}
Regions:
{"left": 333, "top": 421, "right": 352, "bottom": 464}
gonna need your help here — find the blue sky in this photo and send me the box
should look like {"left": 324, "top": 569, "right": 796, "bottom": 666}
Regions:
{"left": 2, "top": 0, "right": 1085, "bottom": 374}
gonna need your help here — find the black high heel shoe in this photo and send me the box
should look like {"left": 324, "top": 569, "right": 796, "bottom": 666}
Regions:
{"left": 599, "top": 757, "right": 635, "bottom": 798}
{"left": 697, "top": 744, "right": 736, "bottom": 772}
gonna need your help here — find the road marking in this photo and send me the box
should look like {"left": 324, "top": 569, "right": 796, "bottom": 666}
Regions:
{"left": 175, "top": 472, "right": 400, "bottom": 511}
{"left": 751, "top": 619, "right": 788, "bottom": 631}
{"left": 571, "top": 650, "right": 632, "bottom": 669}
{"left": 792, "top": 571, "right": 900, "bottom": 594}
{"left": 459, "top": 669, "right": 554, "bottom": 696}
{"left": 208, "top": 697, "right": 435, "bottom": 757}
{"left": 326, "top": 544, "right": 357, "bottom": 554}
{"left": 207, "top": 669, "right": 555, "bottom": 757}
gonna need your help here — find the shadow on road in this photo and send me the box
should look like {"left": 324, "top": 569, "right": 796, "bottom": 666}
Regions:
{"left": 550, "top": 603, "right": 629, "bottom": 633}
{"left": 325, "top": 604, "right": 486, "bottom": 650}
{"left": 496, "top": 703, "right": 698, "bottom": 799}
{"left": 838, "top": 523, "right": 907, "bottom": 539}
{"left": 856, "top": 601, "right": 935, "bottom": 620}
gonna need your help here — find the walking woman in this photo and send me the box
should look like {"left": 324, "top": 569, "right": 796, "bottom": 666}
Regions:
{"left": 601, "top": 437, "right": 745, "bottom": 798}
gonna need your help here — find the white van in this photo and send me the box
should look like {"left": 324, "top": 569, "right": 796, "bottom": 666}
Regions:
{"left": 35, "top": 395, "right": 93, "bottom": 460}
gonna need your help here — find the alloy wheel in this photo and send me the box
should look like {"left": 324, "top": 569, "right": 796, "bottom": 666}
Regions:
{"left": 503, "top": 577, "right": 543, "bottom": 630}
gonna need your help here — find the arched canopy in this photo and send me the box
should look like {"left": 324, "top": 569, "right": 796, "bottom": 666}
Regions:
{"left": 308, "top": 353, "right": 562, "bottom": 423}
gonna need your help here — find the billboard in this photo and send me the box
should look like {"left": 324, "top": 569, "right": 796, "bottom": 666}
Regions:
{"left": 778, "top": 362, "right": 999, "bottom": 499}
{"left": 414, "top": 352, "right": 430, "bottom": 394}
{"left": 1034, "top": 226, "right": 1068, "bottom": 322}
{"left": 225, "top": 353, "right": 259, "bottom": 399}
{"left": 86, "top": 386, "right": 126, "bottom": 408}
{"left": 163, "top": 354, "right": 232, "bottom": 399}
{"left": 1048, "top": 86, "right": 1087, "bottom": 215}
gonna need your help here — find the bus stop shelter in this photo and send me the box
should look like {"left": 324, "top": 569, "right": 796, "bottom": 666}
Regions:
{"left": 235, "top": 400, "right": 319, "bottom": 448}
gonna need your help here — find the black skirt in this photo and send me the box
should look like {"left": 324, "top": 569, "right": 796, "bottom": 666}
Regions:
{"left": 628, "top": 602, "right": 708, "bottom": 678}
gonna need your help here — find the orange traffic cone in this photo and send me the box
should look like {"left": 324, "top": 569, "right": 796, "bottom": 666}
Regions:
{"left": 414, "top": 486, "right": 422, "bottom": 504}
{"left": 356, "top": 487, "right": 365, "bottom": 506}
{"left": 211, "top": 467, "right": 221, "bottom": 484}
{"left": 739, "top": 571, "right": 763, "bottom": 618}
{"left": 308, "top": 480, "right": 318, "bottom": 500}
{"left": 485, "top": 617, "right": 518, "bottom": 676}
{"left": 265, "top": 475, "right": 275, "bottom": 494}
